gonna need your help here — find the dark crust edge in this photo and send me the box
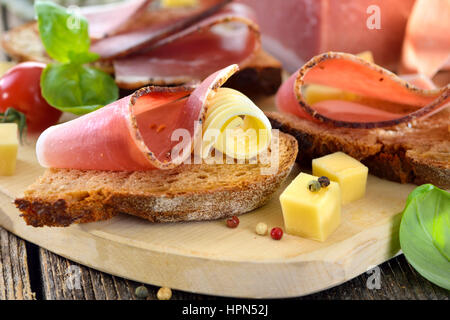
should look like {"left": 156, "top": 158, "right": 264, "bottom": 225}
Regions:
{"left": 268, "top": 114, "right": 450, "bottom": 189}
{"left": 226, "top": 66, "right": 282, "bottom": 97}
{"left": 14, "top": 198, "right": 117, "bottom": 227}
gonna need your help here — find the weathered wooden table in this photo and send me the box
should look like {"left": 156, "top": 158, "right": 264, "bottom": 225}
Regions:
{"left": 0, "top": 4, "right": 448, "bottom": 301}
{"left": 1, "top": 224, "right": 449, "bottom": 300}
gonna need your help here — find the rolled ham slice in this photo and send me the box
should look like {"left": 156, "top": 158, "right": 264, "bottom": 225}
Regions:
{"left": 276, "top": 52, "right": 450, "bottom": 129}
{"left": 113, "top": 3, "right": 260, "bottom": 88}
{"left": 36, "top": 65, "right": 239, "bottom": 171}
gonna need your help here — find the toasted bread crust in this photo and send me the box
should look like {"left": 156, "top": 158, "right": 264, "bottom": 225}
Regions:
{"left": 1, "top": 22, "right": 114, "bottom": 73}
{"left": 1, "top": 22, "right": 50, "bottom": 64}
{"left": 15, "top": 197, "right": 117, "bottom": 227}
{"left": 15, "top": 133, "right": 298, "bottom": 227}
{"left": 267, "top": 111, "right": 450, "bottom": 188}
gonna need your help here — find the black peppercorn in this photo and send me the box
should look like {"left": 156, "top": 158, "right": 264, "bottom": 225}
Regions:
{"left": 318, "top": 176, "right": 331, "bottom": 188}
{"left": 307, "top": 180, "right": 321, "bottom": 192}
{"left": 135, "top": 285, "right": 149, "bottom": 299}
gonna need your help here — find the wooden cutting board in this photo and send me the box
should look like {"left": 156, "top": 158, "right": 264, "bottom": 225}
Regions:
{"left": 0, "top": 98, "right": 416, "bottom": 298}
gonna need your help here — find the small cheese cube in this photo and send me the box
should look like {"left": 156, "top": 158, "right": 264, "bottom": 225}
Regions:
{"left": 304, "top": 85, "right": 358, "bottom": 105}
{"left": 304, "top": 51, "right": 374, "bottom": 105}
{"left": 312, "top": 152, "right": 368, "bottom": 205}
{"left": 0, "top": 123, "right": 19, "bottom": 176}
{"left": 280, "top": 173, "right": 341, "bottom": 242}
{"left": 161, "top": 0, "right": 198, "bottom": 7}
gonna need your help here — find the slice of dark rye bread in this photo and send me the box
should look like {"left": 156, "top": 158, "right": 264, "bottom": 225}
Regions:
{"left": 1, "top": 22, "right": 282, "bottom": 96}
{"left": 267, "top": 110, "right": 450, "bottom": 189}
{"left": 15, "top": 132, "right": 298, "bottom": 227}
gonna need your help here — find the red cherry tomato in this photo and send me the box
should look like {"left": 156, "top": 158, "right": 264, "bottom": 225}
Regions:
{"left": 0, "top": 62, "right": 62, "bottom": 133}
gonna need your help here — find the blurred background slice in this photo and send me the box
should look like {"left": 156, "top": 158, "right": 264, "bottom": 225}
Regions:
{"left": 1, "top": 0, "right": 449, "bottom": 86}
{"left": 0, "top": 0, "right": 122, "bottom": 61}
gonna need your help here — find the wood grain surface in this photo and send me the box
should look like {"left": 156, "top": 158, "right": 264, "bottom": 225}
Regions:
{"left": 0, "top": 227, "right": 33, "bottom": 299}
{"left": 38, "top": 249, "right": 450, "bottom": 300}
{"left": 1, "top": 226, "right": 448, "bottom": 300}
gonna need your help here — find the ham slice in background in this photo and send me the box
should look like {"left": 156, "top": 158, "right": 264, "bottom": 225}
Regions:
{"left": 400, "top": 0, "right": 450, "bottom": 77}
{"left": 237, "top": 0, "right": 415, "bottom": 72}
{"left": 81, "top": 0, "right": 153, "bottom": 39}
{"left": 89, "top": 0, "right": 234, "bottom": 59}
{"left": 79, "top": 0, "right": 261, "bottom": 88}
{"left": 276, "top": 52, "right": 449, "bottom": 129}
{"left": 113, "top": 3, "right": 260, "bottom": 88}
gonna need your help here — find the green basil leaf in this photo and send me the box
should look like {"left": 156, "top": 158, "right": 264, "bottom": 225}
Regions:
{"left": 399, "top": 184, "right": 450, "bottom": 290}
{"left": 405, "top": 183, "right": 434, "bottom": 206}
{"left": 0, "top": 107, "right": 27, "bottom": 143}
{"left": 35, "top": 1, "right": 99, "bottom": 64}
{"left": 55, "top": 104, "right": 104, "bottom": 115}
{"left": 41, "top": 63, "right": 119, "bottom": 115}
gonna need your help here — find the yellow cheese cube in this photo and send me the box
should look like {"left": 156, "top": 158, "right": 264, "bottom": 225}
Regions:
{"left": 0, "top": 123, "right": 19, "bottom": 176}
{"left": 312, "top": 152, "right": 368, "bottom": 205}
{"left": 161, "top": 0, "right": 198, "bottom": 7}
{"left": 304, "top": 51, "right": 374, "bottom": 105}
{"left": 280, "top": 173, "right": 341, "bottom": 242}
{"left": 304, "top": 85, "right": 358, "bottom": 105}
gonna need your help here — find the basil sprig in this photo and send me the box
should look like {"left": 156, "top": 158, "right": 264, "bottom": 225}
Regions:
{"left": 399, "top": 184, "right": 450, "bottom": 290}
{"left": 0, "top": 108, "right": 27, "bottom": 143}
{"left": 36, "top": 1, "right": 118, "bottom": 115}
